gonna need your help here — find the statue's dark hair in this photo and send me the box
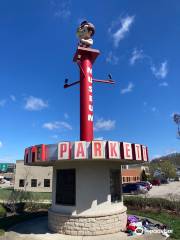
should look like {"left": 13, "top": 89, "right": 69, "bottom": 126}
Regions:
{"left": 80, "top": 21, "right": 95, "bottom": 36}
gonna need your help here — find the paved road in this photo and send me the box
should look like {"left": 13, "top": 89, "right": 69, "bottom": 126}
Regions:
{"left": 0, "top": 217, "right": 165, "bottom": 240}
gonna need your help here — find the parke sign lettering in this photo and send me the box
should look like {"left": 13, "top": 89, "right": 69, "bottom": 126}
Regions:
{"left": 24, "top": 141, "right": 148, "bottom": 164}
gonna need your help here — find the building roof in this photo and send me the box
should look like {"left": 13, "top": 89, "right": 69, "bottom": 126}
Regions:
{"left": 16, "top": 160, "right": 24, "bottom": 163}
{"left": 122, "top": 168, "right": 142, "bottom": 177}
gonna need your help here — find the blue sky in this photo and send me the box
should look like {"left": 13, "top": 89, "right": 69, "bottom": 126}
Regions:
{"left": 0, "top": 0, "right": 180, "bottom": 162}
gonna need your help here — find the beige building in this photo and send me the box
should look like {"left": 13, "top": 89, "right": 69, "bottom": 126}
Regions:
{"left": 14, "top": 161, "right": 150, "bottom": 192}
{"left": 14, "top": 160, "right": 52, "bottom": 192}
{"left": 121, "top": 164, "right": 150, "bottom": 183}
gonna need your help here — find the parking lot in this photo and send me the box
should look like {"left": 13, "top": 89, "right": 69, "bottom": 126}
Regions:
{"left": 145, "top": 181, "right": 180, "bottom": 200}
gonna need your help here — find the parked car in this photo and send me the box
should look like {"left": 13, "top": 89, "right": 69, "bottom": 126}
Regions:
{"left": 136, "top": 181, "right": 151, "bottom": 191}
{"left": 122, "top": 183, "right": 148, "bottom": 194}
{"left": 174, "top": 176, "right": 180, "bottom": 181}
{"left": 151, "top": 179, "right": 161, "bottom": 186}
{"left": 161, "top": 179, "right": 169, "bottom": 184}
{"left": 145, "top": 181, "right": 152, "bottom": 189}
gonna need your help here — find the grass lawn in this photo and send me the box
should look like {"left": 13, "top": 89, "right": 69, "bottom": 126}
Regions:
{"left": 0, "top": 229, "right": 5, "bottom": 236}
{"left": 0, "top": 188, "right": 13, "bottom": 201}
{"left": 0, "top": 188, "right": 51, "bottom": 201}
{"left": 128, "top": 209, "right": 180, "bottom": 239}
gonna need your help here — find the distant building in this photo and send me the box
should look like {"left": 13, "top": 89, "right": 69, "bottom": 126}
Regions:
{"left": 14, "top": 160, "right": 52, "bottom": 192}
{"left": 121, "top": 164, "right": 150, "bottom": 183}
{"left": 122, "top": 168, "right": 141, "bottom": 183}
{"left": 14, "top": 161, "right": 150, "bottom": 192}
{"left": 0, "top": 163, "right": 15, "bottom": 184}
{"left": 0, "top": 163, "right": 15, "bottom": 173}
{"left": 176, "top": 166, "right": 180, "bottom": 180}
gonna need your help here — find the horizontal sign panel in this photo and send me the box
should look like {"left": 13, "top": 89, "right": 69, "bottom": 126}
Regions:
{"left": 24, "top": 141, "right": 149, "bottom": 164}
{"left": 0, "top": 163, "right": 8, "bottom": 172}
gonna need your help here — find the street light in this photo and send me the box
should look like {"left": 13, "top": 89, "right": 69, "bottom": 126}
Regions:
{"left": 173, "top": 113, "right": 180, "bottom": 138}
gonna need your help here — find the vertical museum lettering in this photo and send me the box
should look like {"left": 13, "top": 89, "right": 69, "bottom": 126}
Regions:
{"left": 87, "top": 66, "right": 93, "bottom": 122}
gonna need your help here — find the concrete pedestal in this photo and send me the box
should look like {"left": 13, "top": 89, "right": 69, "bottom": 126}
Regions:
{"left": 48, "top": 161, "right": 127, "bottom": 236}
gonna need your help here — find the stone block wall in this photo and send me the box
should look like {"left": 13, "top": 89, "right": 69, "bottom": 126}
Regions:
{"left": 48, "top": 207, "right": 127, "bottom": 236}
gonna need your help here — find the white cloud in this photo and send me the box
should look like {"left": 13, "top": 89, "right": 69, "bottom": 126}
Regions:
{"left": 0, "top": 155, "right": 16, "bottom": 163}
{"left": 94, "top": 118, "right": 115, "bottom": 131}
{"left": 25, "top": 96, "right": 48, "bottom": 111}
{"left": 53, "top": 0, "right": 71, "bottom": 19}
{"left": 152, "top": 107, "right": 157, "bottom": 112}
{"left": 51, "top": 134, "right": 59, "bottom": 139}
{"left": 109, "top": 15, "right": 135, "bottom": 47}
{"left": 152, "top": 154, "right": 162, "bottom": 159}
{"left": 94, "top": 137, "right": 104, "bottom": 140}
{"left": 43, "top": 122, "right": 57, "bottom": 130}
{"left": 60, "top": 122, "right": 72, "bottom": 130}
{"left": 43, "top": 121, "right": 72, "bottom": 131}
{"left": 121, "top": 82, "right": 134, "bottom": 94}
{"left": 153, "top": 148, "right": 178, "bottom": 159}
{"left": 0, "top": 99, "right": 6, "bottom": 107}
{"left": 159, "top": 82, "right": 168, "bottom": 87}
{"left": 64, "top": 113, "right": 69, "bottom": 119}
{"left": 129, "top": 48, "right": 144, "bottom": 65}
{"left": 0, "top": 141, "right": 3, "bottom": 148}
{"left": 10, "top": 95, "right": 16, "bottom": 102}
{"left": 165, "top": 149, "right": 177, "bottom": 155}
{"left": 54, "top": 9, "right": 71, "bottom": 18}
{"left": 151, "top": 61, "right": 168, "bottom": 79}
{"left": 143, "top": 101, "right": 147, "bottom": 106}
{"left": 106, "top": 51, "right": 119, "bottom": 65}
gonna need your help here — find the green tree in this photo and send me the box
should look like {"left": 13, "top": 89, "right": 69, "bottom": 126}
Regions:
{"left": 149, "top": 160, "right": 176, "bottom": 179}
{"left": 141, "top": 169, "right": 148, "bottom": 181}
{"left": 160, "top": 160, "right": 176, "bottom": 179}
{"left": 149, "top": 162, "right": 159, "bottom": 180}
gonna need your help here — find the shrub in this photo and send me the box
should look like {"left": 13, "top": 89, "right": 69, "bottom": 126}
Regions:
{"left": 4, "top": 202, "right": 51, "bottom": 213}
{"left": 124, "top": 196, "right": 180, "bottom": 214}
{"left": 0, "top": 205, "right": 6, "bottom": 218}
{"left": 24, "top": 202, "right": 51, "bottom": 211}
{"left": 0, "top": 229, "right": 5, "bottom": 236}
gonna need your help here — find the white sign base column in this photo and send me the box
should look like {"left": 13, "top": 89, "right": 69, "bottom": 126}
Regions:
{"left": 48, "top": 161, "right": 127, "bottom": 236}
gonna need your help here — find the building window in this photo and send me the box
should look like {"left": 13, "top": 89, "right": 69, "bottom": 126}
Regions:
{"left": 37, "top": 147, "right": 41, "bottom": 160}
{"left": 123, "top": 177, "right": 125, "bottom": 183}
{"left": 56, "top": 169, "right": 76, "bottom": 206}
{"left": 19, "top": 179, "right": 25, "bottom": 187}
{"left": 26, "top": 154, "right": 28, "bottom": 164}
{"left": 110, "top": 169, "right": 121, "bottom": 203}
{"left": 127, "top": 177, "right": 130, "bottom": 182}
{"left": 44, "top": 179, "right": 50, "bottom": 187}
{"left": 31, "top": 179, "right": 37, "bottom": 187}
{"left": 32, "top": 152, "right": 35, "bottom": 162}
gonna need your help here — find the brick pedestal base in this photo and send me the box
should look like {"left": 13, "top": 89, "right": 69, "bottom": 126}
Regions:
{"left": 48, "top": 207, "right": 127, "bottom": 236}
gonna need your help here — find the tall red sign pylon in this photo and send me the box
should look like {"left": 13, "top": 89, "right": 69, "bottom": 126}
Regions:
{"left": 64, "top": 22, "right": 115, "bottom": 142}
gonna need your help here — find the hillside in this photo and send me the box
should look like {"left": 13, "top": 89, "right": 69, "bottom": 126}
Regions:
{"left": 152, "top": 153, "right": 180, "bottom": 166}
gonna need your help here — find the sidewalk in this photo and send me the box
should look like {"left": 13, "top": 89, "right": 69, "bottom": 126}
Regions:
{"left": 1, "top": 216, "right": 165, "bottom": 240}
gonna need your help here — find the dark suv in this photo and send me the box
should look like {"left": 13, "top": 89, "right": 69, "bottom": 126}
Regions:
{"left": 122, "top": 183, "right": 148, "bottom": 194}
